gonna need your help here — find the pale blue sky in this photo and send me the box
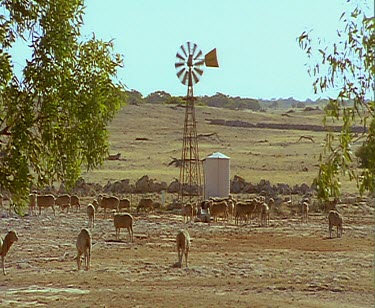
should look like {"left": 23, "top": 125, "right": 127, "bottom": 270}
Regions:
{"left": 12, "top": 0, "right": 375, "bottom": 100}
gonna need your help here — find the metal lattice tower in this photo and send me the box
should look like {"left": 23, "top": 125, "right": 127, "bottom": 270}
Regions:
{"left": 174, "top": 42, "right": 218, "bottom": 203}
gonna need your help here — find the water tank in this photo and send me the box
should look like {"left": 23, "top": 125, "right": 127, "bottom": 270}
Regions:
{"left": 203, "top": 152, "right": 230, "bottom": 199}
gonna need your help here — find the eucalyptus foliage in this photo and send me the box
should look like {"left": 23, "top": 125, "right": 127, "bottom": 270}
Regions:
{"left": 0, "top": 0, "right": 124, "bottom": 209}
{"left": 299, "top": 1, "right": 374, "bottom": 199}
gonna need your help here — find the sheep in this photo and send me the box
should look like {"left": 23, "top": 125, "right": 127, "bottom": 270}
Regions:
{"left": 260, "top": 203, "right": 270, "bottom": 227}
{"left": 0, "top": 230, "right": 19, "bottom": 275}
{"left": 301, "top": 201, "right": 309, "bottom": 223}
{"left": 87, "top": 204, "right": 95, "bottom": 228}
{"left": 76, "top": 228, "right": 92, "bottom": 271}
{"left": 71, "top": 195, "right": 81, "bottom": 213}
{"left": 234, "top": 200, "right": 258, "bottom": 225}
{"left": 114, "top": 213, "right": 134, "bottom": 242}
{"left": 176, "top": 229, "right": 190, "bottom": 268}
{"left": 182, "top": 203, "right": 193, "bottom": 223}
{"left": 328, "top": 210, "right": 343, "bottom": 238}
{"left": 28, "top": 193, "right": 37, "bottom": 216}
{"left": 136, "top": 198, "right": 154, "bottom": 214}
{"left": 209, "top": 200, "right": 229, "bottom": 222}
{"left": 36, "top": 194, "right": 56, "bottom": 215}
{"left": 92, "top": 199, "right": 99, "bottom": 212}
{"left": 55, "top": 194, "right": 71, "bottom": 213}
{"left": 119, "top": 198, "right": 131, "bottom": 213}
{"left": 98, "top": 195, "right": 120, "bottom": 218}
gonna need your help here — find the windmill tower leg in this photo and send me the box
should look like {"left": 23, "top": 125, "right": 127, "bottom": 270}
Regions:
{"left": 179, "top": 86, "right": 202, "bottom": 203}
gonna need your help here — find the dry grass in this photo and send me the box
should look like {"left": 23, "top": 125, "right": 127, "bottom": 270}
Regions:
{"left": 82, "top": 103, "right": 360, "bottom": 194}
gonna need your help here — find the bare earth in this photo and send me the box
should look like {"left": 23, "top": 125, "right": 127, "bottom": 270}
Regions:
{"left": 0, "top": 201, "right": 373, "bottom": 308}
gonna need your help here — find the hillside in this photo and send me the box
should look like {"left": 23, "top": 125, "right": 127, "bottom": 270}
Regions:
{"left": 81, "top": 103, "right": 360, "bottom": 194}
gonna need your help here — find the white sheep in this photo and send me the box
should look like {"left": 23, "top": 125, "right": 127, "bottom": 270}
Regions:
{"left": 260, "top": 203, "right": 270, "bottom": 227}
{"left": 114, "top": 213, "right": 134, "bottom": 242}
{"left": 301, "top": 201, "right": 309, "bottom": 223}
{"left": 0, "top": 230, "right": 19, "bottom": 275}
{"left": 176, "top": 229, "right": 190, "bottom": 268}
{"left": 87, "top": 204, "right": 95, "bottom": 228}
{"left": 76, "top": 228, "right": 92, "bottom": 271}
{"left": 328, "top": 210, "right": 343, "bottom": 238}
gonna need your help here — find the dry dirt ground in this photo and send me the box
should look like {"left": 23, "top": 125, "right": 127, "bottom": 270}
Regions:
{"left": 0, "top": 200, "right": 373, "bottom": 308}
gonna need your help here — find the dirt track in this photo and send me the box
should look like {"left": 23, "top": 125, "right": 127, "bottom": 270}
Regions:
{"left": 0, "top": 204, "right": 373, "bottom": 308}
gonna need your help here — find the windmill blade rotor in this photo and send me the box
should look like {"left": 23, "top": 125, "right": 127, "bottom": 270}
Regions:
{"left": 194, "top": 59, "right": 205, "bottom": 66}
{"left": 191, "top": 70, "right": 200, "bottom": 84}
{"left": 182, "top": 71, "right": 189, "bottom": 85}
{"left": 194, "top": 67, "right": 204, "bottom": 76}
{"left": 187, "top": 42, "right": 191, "bottom": 54}
{"left": 191, "top": 43, "right": 197, "bottom": 57}
{"left": 194, "top": 50, "right": 203, "bottom": 60}
{"left": 175, "top": 62, "right": 185, "bottom": 69}
{"left": 176, "top": 67, "right": 186, "bottom": 79}
{"left": 176, "top": 52, "right": 186, "bottom": 62}
{"left": 180, "top": 44, "right": 188, "bottom": 57}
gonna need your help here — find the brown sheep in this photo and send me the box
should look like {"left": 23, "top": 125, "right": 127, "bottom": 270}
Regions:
{"left": 1, "top": 230, "right": 19, "bottom": 275}
{"left": 328, "top": 210, "right": 343, "bottom": 238}
{"left": 136, "top": 198, "right": 154, "bottom": 214}
{"left": 114, "top": 213, "right": 134, "bottom": 242}
{"left": 209, "top": 200, "right": 229, "bottom": 222}
{"left": 176, "top": 229, "right": 190, "bottom": 268}
{"left": 98, "top": 195, "right": 120, "bottom": 218}
{"left": 76, "top": 228, "right": 92, "bottom": 271}
{"left": 182, "top": 203, "right": 193, "bottom": 223}
{"left": 70, "top": 195, "right": 81, "bottom": 213}
{"left": 55, "top": 194, "right": 71, "bottom": 213}
{"left": 119, "top": 198, "right": 131, "bottom": 213}
{"left": 29, "top": 193, "right": 37, "bottom": 216}
{"left": 87, "top": 204, "right": 95, "bottom": 228}
{"left": 37, "top": 194, "right": 56, "bottom": 215}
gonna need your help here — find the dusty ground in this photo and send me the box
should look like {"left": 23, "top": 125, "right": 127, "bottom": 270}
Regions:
{"left": 0, "top": 200, "right": 373, "bottom": 308}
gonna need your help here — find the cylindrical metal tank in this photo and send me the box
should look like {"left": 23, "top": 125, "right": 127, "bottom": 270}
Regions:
{"left": 203, "top": 152, "right": 230, "bottom": 199}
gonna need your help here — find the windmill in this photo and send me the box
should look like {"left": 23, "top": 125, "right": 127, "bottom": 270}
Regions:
{"left": 175, "top": 42, "right": 219, "bottom": 203}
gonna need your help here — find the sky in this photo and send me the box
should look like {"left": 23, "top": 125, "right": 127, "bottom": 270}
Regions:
{"left": 12, "top": 0, "right": 375, "bottom": 101}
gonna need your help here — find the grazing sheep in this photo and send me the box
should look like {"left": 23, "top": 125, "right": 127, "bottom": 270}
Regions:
{"left": 98, "top": 195, "right": 120, "bottom": 218}
{"left": 301, "top": 201, "right": 309, "bottom": 223}
{"left": 70, "top": 195, "right": 81, "bottom": 213}
{"left": 76, "top": 228, "right": 92, "bottom": 271}
{"left": 87, "top": 204, "right": 95, "bottom": 228}
{"left": 119, "top": 198, "right": 131, "bottom": 213}
{"left": 114, "top": 213, "right": 134, "bottom": 242}
{"left": 176, "top": 229, "right": 190, "bottom": 268}
{"left": 260, "top": 203, "right": 270, "bottom": 227}
{"left": 182, "top": 203, "right": 193, "bottom": 223}
{"left": 36, "top": 194, "right": 56, "bottom": 215}
{"left": 29, "top": 193, "right": 37, "bottom": 216}
{"left": 328, "top": 210, "right": 343, "bottom": 238}
{"left": 137, "top": 198, "right": 154, "bottom": 214}
{"left": 55, "top": 194, "right": 71, "bottom": 213}
{"left": 92, "top": 199, "right": 99, "bottom": 212}
{"left": 209, "top": 200, "right": 229, "bottom": 222}
{"left": 0, "top": 230, "right": 19, "bottom": 275}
